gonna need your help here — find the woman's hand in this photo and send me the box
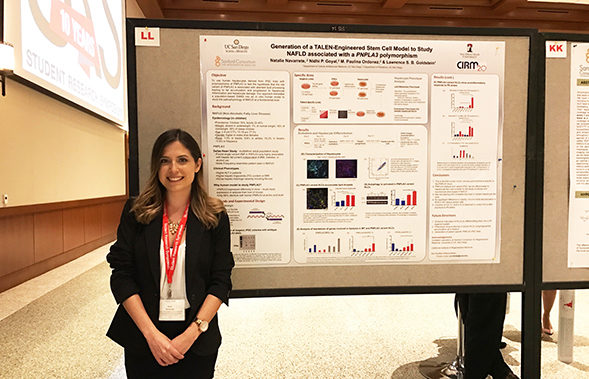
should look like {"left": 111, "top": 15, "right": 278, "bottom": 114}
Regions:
{"left": 122, "top": 295, "right": 184, "bottom": 366}
{"left": 145, "top": 329, "right": 185, "bottom": 366}
{"left": 171, "top": 322, "right": 200, "bottom": 355}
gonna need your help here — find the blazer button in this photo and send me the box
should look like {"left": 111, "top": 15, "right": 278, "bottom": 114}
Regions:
{"left": 154, "top": 293, "right": 158, "bottom": 298}
{"left": 190, "top": 294, "right": 196, "bottom": 300}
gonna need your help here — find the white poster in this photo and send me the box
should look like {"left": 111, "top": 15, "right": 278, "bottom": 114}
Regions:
{"left": 200, "top": 36, "right": 504, "bottom": 266}
{"left": 429, "top": 74, "right": 501, "bottom": 260}
{"left": 568, "top": 43, "right": 589, "bottom": 267}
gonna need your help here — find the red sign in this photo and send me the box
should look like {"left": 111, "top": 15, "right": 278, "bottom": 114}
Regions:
{"left": 49, "top": 0, "right": 100, "bottom": 77}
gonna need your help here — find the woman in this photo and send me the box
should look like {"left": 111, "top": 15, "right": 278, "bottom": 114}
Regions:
{"left": 107, "top": 129, "right": 234, "bottom": 378}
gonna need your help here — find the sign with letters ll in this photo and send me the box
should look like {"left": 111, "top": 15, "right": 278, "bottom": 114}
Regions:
{"left": 135, "top": 27, "right": 160, "bottom": 47}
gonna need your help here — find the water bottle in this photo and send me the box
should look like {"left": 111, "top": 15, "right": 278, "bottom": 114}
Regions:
{"left": 557, "top": 290, "right": 575, "bottom": 363}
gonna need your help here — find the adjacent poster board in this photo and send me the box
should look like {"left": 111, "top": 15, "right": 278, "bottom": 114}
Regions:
{"left": 545, "top": 35, "right": 589, "bottom": 283}
{"left": 131, "top": 23, "right": 532, "bottom": 293}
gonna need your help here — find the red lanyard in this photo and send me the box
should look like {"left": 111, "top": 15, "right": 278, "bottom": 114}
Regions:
{"left": 162, "top": 202, "right": 190, "bottom": 287}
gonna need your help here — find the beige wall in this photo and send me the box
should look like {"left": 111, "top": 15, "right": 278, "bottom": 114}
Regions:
{"left": 0, "top": 79, "right": 126, "bottom": 207}
{"left": 127, "top": 0, "right": 146, "bottom": 18}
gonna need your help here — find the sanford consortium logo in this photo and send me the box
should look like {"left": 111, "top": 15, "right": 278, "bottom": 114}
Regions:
{"left": 214, "top": 55, "right": 256, "bottom": 68}
{"left": 223, "top": 39, "right": 251, "bottom": 53}
{"left": 577, "top": 48, "right": 589, "bottom": 76}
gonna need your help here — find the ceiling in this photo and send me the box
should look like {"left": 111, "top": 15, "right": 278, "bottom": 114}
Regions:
{"left": 133, "top": 0, "right": 589, "bottom": 33}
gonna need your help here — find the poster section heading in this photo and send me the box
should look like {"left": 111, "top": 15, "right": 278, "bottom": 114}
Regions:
{"left": 200, "top": 35, "right": 505, "bottom": 267}
{"left": 20, "top": 0, "right": 125, "bottom": 125}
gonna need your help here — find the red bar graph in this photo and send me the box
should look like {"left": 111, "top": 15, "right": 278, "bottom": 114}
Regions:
{"left": 452, "top": 123, "right": 474, "bottom": 138}
{"left": 335, "top": 194, "right": 356, "bottom": 207}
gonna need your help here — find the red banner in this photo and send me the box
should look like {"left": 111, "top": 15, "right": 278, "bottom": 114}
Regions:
{"left": 49, "top": 0, "right": 100, "bottom": 77}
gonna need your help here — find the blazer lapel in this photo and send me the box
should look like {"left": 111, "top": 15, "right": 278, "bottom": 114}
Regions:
{"left": 185, "top": 211, "right": 205, "bottom": 291}
{"left": 145, "top": 212, "right": 163, "bottom": 289}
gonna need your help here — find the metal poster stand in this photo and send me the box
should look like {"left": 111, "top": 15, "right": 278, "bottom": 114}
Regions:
{"left": 419, "top": 308, "right": 465, "bottom": 379}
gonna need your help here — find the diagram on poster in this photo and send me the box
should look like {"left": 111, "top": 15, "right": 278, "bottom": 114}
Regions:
{"left": 293, "top": 125, "right": 427, "bottom": 264}
{"left": 293, "top": 72, "right": 427, "bottom": 124}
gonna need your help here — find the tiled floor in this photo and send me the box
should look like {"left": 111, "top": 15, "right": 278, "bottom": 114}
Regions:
{"left": 0, "top": 243, "right": 588, "bottom": 378}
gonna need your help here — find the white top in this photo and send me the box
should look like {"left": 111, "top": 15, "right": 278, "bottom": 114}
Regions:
{"left": 159, "top": 238, "right": 190, "bottom": 309}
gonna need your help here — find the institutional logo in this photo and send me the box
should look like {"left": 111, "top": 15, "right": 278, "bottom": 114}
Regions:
{"left": 458, "top": 43, "right": 487, "bottom": 71}
{"left": 223, "top": 39, "right": 251, "bottom": 53}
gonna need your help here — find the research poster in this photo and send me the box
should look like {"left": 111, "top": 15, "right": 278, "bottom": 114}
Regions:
{"left": 568, "top": 43, "right": 589, "bottom": 268}
{"left": 200, "top": 35, "right": 504, "bottom": 266}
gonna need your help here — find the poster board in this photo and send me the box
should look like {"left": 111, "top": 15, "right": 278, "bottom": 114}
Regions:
{"left": 129, "top": 21, "right": 533, "bottom": 294}
{"left": 543, "top": 35, "right": 589, "bottom": 284}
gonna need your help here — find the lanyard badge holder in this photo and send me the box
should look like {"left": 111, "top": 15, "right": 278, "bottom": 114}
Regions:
{"left": 159, "top": 202, "right": 189, "bottom": 321}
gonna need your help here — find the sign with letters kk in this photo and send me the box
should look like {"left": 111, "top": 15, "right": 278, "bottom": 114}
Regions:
{"left": 546, "top": 41, "right": 567, "bottom": 58}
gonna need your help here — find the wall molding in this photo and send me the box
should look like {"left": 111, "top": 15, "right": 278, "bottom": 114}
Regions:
{"left": 0, "top": 196, "right": 127, "bottom": 292}
{"left": 0, "top": 195, "right": 128, "bottom": 218}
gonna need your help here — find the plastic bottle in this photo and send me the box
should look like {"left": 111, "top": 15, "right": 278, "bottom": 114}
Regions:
{"left": 557, "top": 290, "right": 575, "bottom": 363}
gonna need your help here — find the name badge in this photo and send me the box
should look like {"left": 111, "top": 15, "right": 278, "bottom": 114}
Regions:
{"left": 159, "top": 299, "right": 185, "bottom": 321}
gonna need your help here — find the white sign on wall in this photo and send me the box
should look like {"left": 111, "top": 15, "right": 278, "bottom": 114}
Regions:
{"left": 11, "top": 0, "right": 127, "bottom": 127}
{"left": 546, "top": 41, "right": 567, "bottom": 58}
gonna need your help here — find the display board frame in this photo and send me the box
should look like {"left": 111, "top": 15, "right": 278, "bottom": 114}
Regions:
{"left": 126, "top": 19, "right": 542, "bottom": 379}
{"left": 126, "top": 20, "right": 539, "bottom": 297}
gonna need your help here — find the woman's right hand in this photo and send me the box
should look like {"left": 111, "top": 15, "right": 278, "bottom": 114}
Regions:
{"left": 122, "top": 295, "right": 185, "bottom": 366}
{"left": 145, "top": 329, "right": 185, "bottom": 366}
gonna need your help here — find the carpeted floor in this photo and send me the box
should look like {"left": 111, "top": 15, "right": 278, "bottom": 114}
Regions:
{"left": 1, "top": 244, "right": 589, "bottom": 378}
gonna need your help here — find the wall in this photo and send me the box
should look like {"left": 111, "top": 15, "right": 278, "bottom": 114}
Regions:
{"left": 127, "top": 0, "right": 146, "bottom": 18}
{"left": 0, "top": 81, "right": 126, "bottom": 206}
{"left": 0, "top": 0, "right": 150, "bottom": 291}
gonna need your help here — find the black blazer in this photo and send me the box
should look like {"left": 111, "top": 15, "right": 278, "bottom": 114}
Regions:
{"left": 106, "top": 199, "right": 234, "bottom": 356}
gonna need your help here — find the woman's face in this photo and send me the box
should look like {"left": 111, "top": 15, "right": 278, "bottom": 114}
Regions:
{"left": 158, "top": 141, "right": 202, "bottom": 198}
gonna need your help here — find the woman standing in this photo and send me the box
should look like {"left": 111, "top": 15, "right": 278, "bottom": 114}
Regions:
{"left": 107, "top": 129, "right": 234, "bottom": 378}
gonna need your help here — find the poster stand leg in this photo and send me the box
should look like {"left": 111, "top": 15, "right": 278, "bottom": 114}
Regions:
{"left": 418, "top": 307, "right": 464, "bottom": 379}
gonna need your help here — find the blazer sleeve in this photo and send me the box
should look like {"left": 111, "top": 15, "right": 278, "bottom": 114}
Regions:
{"left": 207, "top": 211, "right": 235, "bottom": 305}
{"left": 107, "top": 198, "right": 141, "bottom": 304}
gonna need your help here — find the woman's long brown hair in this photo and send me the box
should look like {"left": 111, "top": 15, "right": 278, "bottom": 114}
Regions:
{"left": 131, "top": 129, "right": 225, "bottom": 229}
